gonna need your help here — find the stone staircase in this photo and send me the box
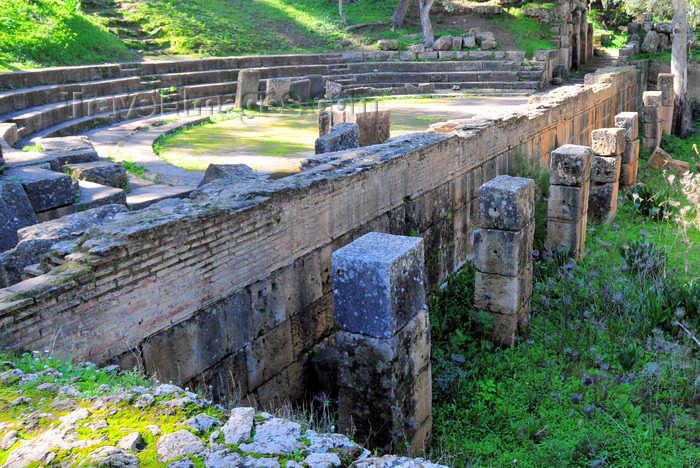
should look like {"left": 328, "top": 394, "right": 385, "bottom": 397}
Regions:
{"left": 82, "top": 0, "right": 172, "bottom": 56}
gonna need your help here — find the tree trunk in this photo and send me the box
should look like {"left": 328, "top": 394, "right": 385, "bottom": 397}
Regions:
{"left": 671, "top": 0, "right": 693, "bottom": 137}
{"left": 391, "top": 0, "right": 411, "bottom": 30}
{"left": 419, "top": 0, "right": 435, "bottom": 47}
{"left": 339, "top": 0, "right": 347, "bottom": 25}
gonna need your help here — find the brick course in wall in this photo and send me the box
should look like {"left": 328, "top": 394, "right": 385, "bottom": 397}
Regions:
{"left": 0, "top": 67, "right": 639, "bottom": 407}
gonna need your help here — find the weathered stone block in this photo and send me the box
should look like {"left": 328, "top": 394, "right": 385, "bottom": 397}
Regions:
{"left": 642, "top": 90, "right": 662, "bottom": 108}
{"left": 77, "top": 181, "right": 127, "bottom": 209}
{"left": 315, "top": 123, "right": 359, "bottom": 154}
{"left": 356, "top": 110, "right": 391, "bottom": 146}
{"left": 473, "top": 222, "right": 533, "bottom": 277}
{"left": 235, "top": 69, "right": 260, "bottom": 110}
{"left": 614, "top": 112, "right": 639, "bottom": 141}
{"left": 463, "top": 35, "right": 476, "bottom": 49}
{"left": 474, "top": 269, "right": 532, "bottom": 316}
{"left": 619, "top": 161, "right": 639, "bottom": 186}
{"left": 4, "top": 166, "right": 77, "bottom": 212}
{"left": 245, "top": 320, "right": 293, "bottom": 391}
{"left": 547, "top": 185, "right": 588, "bottom": 222}
{"left": 325, "top": 80, "right": 343, "bottom": 99}
{"left": 264, "top": 78, "right": 292, "bottom": 106}
{"left": 545, "top": 218, "right": 587, "bottom": 256}
{"left": 198, "top": 164, "right": 259, "bottom": 188}
{"left": 62, "top": 161, "right": 127, "bottom": 188}
{"left": 591, "top": 128, "right": 626, "bottom": 156}
{"left": 647, "top": 147, "right": 672, "bottom": 169}
{"left": 332, "top": 232, "right": 424, "bottom": 339}
{"left": 621, "top": 138, "right": 640, "bottom": 164}
{"left": 643, "top": 122, "right": 660, "bottom": 139}
{"left": 408, "top": 44, "right": 425, "bottom": 54}
{"left": 377, "top": 39, "right": 399, "bottom": 51}
{"left": 289, "top": 79, "right": 311, "bottom": 102}
{"left": 487, "top": 310, "right": 530, "bottom": 348}
{"left": 591, "top": 155, "right": 621, "bottom": 183}
{"left": 0, "top": 181, "right": 37, "bottom": 252}
{"left": 641, "top": 106, "right": 660, "bottom": 123}
{"left": 452, "top": 36, "right": 463, "bottom": 50}
{"left": 307, "top": 74, "right": 325, "bottom": 99}
{"left": 433, "top": 36, "right": 453, "bottom": 51}
{"left": 549, "top": 144, "right": 593, "bottom": 187}
{"left": 478, "top": 175, "right": 535, "bottom": 231}
{"left": 588, "top": 182, "right": 618, "bottom": 224}
{"left": 36, "top": 136, "right": 99, "bottom": 166}
{"left": 641, "top": 30, "right": 660, "bottom": 53}
{"left": 337, "top": 307, "right": 430, "bottom": 453}
{"left": 657, "top": 73, "right": 674, "bottom": 106}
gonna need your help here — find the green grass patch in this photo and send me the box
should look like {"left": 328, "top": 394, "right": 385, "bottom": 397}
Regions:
{"left": 485, "top": 8, "right": 556, "bottom": 59}
{"left": 430, "top": 154, "right": 700, "bottom": 465}
{"left": 0, "top": 0, "right": 133, "bottom": 71}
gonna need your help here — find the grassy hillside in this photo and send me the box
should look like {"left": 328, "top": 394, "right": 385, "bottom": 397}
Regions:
{"left": 0, "top": 0, "right": 133, "bottom": 72}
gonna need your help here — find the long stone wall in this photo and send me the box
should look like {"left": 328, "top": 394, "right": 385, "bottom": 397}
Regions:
{"left": 0, "top": 67, "right": 639, "bottom": 408}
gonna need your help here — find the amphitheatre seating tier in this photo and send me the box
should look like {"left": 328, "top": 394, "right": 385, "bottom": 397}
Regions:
{"left": 0, "top": 51, "right": 547, "bottom": 143}
{"left": 0, "top": 77, "right": 142, "bottom": 116}
{"left": 0, "top": 64, "right": 122, "bottom": 90}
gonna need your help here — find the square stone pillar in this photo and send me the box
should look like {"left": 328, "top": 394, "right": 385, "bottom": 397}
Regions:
{"left": 642, "top": 91, "right": 662, "bottom": 152}
{"left": 474, "top": 175, "right": 535, "bottom": 347}
{"left": 333, "top": 232, "right": 431, "bottom": 455}
{"left": 589, "top": 128, "right": 625, "bottom": 224}
{"left": 615, "top": 112, "right": 640, "bottom": 187}
{"left": 657, "top": 73, "right": 675, "bottom": 135}
{"left": 264, "top": 78, "right": 292, "bottom": 107}
{"left": 545, "top": 145, "right": 593, "bottom": 258}
{"left": 587, "top": 23, "right": 594, "bottom": 61}
{"left": 235, "top": 69, "right": 261, "bottom": 110}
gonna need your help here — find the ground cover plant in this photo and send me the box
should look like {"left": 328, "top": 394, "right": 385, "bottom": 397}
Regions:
{"left": 429, "top": 154, "right": 700, "bottom": 465}
{"left": 0, "top": 0, "right": 132, "bottom": 71}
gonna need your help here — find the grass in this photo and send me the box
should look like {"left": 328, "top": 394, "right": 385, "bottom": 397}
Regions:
{"left": 430, "top": 110, "right": 700, "bottom": 465}
{"left": 0, "top": 0, "right": 133, "bottom": 71}
{"left": 485, "top": 8, "right": 556, "bottom": 58}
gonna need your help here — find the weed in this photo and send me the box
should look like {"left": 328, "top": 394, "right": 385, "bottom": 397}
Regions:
{"left": 22, "top": 144, "right": 43, "bottom": 152}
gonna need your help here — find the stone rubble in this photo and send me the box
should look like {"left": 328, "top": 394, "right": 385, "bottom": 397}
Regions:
{"left": 0, "top": 375, "right": 447, "bottom": 467}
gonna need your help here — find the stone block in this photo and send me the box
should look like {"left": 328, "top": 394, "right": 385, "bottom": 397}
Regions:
{"left": 657, "top": 73, "right": 674, "bottom": 106}
{"left": 264, "top": 77, "right": 292, "bottom": 106}
{"left": 473, "top": 222, "right": 533, "bottom": 277}
{"left": 290, "top": 79, "right": 311, "bottom": 102}
{"left": 643, "top": 121, "right": 660, "bottom": 139}
{"left": 307, "top": 74, "right": 325, "bottom": 99}
{"left": 545, "top": 218, "right": 587, "bottom": 256}
{"left": 408, "top": 44, "right": 425, "bottom": 54}
{"left": 642, "top": 90, "right": 662, "bottom": 108}
{"left": 198, "top": 163, "right": 260, "bottom": 188}
{"left": 314, "top": 123, "right": 359, "bottom": 154}
{"left": 474, "top": 268, "right": 532, "bottom": 316}
{"left": 4, "top": 166, "right": 77, "bottom": 212}
{"left": 420, "top": 51, "right": 438, "bottom": 60}
{"left": 36, "top": 136, "right": 99, "bottom": 166}
{"left": 641, "top": 30, "right": 660, "bottom": 53}
{"left": 235, "top": 69, "right": 260, "bottom": 110}
{"left": 591, "top": 155, "right": 621, "bottom": 183}
{"left": 245, "top": 320, "right": 293, "bottom": 391}
{"left": 647, "top": 147, "right": 672, "bottom": 169}
{"left": 433, "top": 36, "right": 453, "bottom": 51}
{"left": 480, "top": 39, "right": 498, "bottom": 50}
{"left": 356, "top": 110, "right": 391, "bottom": 146}
{"left": 77, "top": 181, "right": 127, "bottom": 209}
{"left": 463, "top": 35, "right": 476, "bottom": 49}
{"left": 487, "top": 312, "right": 522, "bottom": 348}
{"left": 332, "top": 232, "right": 424, "bottom": 338}
{"left": 0, "top": 181, "right": 37, "bottom": 252}
{"left": 377, "top": 39, "right": 399, "bottom": 51}
{"left": 619, "top": 161, "right": 639, "bottom": 186}
{"left": 641, "top": 106, "right": 660, "bottom": 123}
{"left": 452, "top": 36, "right": 463, "bottom": 50}
{"left": 478, "top": 175, "right": 535, "bottom": 231}
{"left": 549, "top": 144, "right": 593, "bottom": 187}
{"left": 591, "top": 128, "right": 626, "bottom": 156}
{"left": 62, "top": 161, "right": 127, "bottom": 188}
{"left": 337, "top": 307, "right": 430, "bottom": 453}
{"left": 621, "top": 138, "right": 640, "bottom": 164}
{"left": 325, "top": 81, "right": 342, "bottom": 99}
{"left": 588, "top": 182, "right": 618, "bottom": 224}
{"left": 547, "top": 184, "right": 588, "bottom": 222}
{"left": 614, "top": 112, "right": 639, "bottom": 141}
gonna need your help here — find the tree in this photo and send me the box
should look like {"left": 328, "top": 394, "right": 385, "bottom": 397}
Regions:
{"left": 390, "top": 0, "right": 436, "bottom": 47}
{"left": 671, "top": 0, "right": 694, "bottom": 136}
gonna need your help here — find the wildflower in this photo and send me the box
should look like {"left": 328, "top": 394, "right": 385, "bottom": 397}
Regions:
{"left": 581, "top": 374, "right": 594, "bottom": 388}
{"left": 570, "top": 393, "right": 582, "bottom": 404}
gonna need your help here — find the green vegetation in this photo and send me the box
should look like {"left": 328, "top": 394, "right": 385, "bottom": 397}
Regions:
{"left": 22, "top": 144, "right": 43, "bottom": 152}
{"left": 430, "top": 131, "right": 700, "bottom": 465}
{"left": 0, "top": 0, "right": 132, "bottom": 71}
{"left": 486, "top": 8, "right": 557, "bottom": 58}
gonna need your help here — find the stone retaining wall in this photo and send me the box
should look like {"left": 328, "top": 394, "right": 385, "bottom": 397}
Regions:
{"left": 0, "top": 67, "right": 639, "bottom": 408}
